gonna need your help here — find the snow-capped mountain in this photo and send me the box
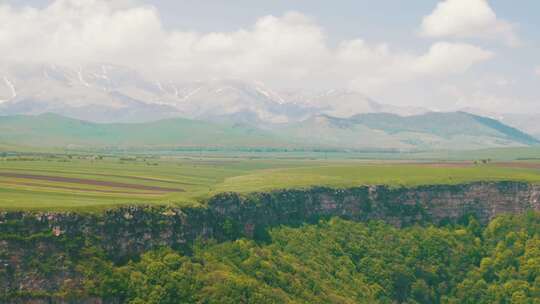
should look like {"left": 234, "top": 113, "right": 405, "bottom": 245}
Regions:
{"left": 0, "top": 76, "right": 17, "bottom": 102}
{"left": 285, "top": 89, "right": 428, "bottom": 118}
{"left": 0, "top": 64, "right": 429, "bottom": 124}
{"left": 155, "top": 79, "right": 307, "bottom": 124}
{"left": 0, "top": 64, "right": 184, "bottom": 123}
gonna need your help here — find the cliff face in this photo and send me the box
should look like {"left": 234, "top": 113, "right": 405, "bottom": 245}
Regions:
{"left": 1, "top": 181, "right": 540, "bottom": 303}
{"left": 2, "top": 182, "right": 540, "bottom": 259}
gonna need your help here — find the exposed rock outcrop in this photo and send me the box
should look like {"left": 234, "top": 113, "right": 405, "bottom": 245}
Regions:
{"left": 2, "top": 182, "right": 539, "bottom": 259}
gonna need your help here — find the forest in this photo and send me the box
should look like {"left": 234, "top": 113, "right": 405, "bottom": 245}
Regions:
{"left": 39, "top": 212, "right": 540, "bottom": 304}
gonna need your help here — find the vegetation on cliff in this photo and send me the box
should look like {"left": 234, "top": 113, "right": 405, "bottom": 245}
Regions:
{"left": 3, "top": 212, "right": 539, "bottom": 303}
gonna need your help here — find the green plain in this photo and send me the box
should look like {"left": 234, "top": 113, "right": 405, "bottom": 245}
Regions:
{"left": 1, "top": 152, "right": 540, "bottom": 211}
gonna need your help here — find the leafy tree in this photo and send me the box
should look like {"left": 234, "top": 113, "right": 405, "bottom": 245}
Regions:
{"left": 38, "top": 212, "right": 539, "bottom": 303}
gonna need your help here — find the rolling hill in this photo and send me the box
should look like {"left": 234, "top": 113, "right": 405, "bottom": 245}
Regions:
{"left": 275, "top": 112, "right": 539, "bottom": 150}
{"left": 0, "top": 112, "right": 537, "bottom": 150}
{"left": 0, "top": 113, "right": 284, "bottom": 148}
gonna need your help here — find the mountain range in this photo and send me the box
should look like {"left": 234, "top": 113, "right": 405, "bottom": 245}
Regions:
{"left": 0, "top": 64, "right": 432, "bottom": 124}
{"left": 0, "top": 64, "right": 538, "bottom": 150}
{"left": 0, "top": 112, "right": 537, "bottom": 151}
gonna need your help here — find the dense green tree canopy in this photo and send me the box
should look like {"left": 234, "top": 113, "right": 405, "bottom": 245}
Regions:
{"left": 74, "top": 212, "right": 540, "bottom": 303}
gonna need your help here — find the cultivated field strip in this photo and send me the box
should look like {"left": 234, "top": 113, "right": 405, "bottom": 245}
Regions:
{"left": 0, "top": 172, "right": 184, "bottom": 192}
{"left": 1, "top": 157, "right": 539, "bottom": 210}
{"left": 0, "top": 178, "right": 164, "bottom": 196}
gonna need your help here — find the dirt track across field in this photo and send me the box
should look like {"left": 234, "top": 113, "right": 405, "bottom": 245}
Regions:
{"left": 0, "top": 172, "right": 184, "bottom": 192}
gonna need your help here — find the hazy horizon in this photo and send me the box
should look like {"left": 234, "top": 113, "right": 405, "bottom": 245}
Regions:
{"left": 1, "top": 0, "right": 539, "bottom": 114}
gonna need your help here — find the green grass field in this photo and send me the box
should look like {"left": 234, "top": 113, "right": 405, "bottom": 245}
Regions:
{"left": 1, "top": 154, "right": 540, "bottom": 211}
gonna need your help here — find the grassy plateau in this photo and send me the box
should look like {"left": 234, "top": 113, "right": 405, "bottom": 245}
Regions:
{"left": 1, "top": 152, "right": 540, "bottom": 211}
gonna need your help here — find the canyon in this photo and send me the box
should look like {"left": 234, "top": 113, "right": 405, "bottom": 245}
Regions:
{"left": 1, "top": 181, "right": 540, "bottom": 303}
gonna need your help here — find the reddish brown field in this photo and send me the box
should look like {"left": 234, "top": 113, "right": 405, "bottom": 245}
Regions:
{"left": 0, "top": 172, "right": 184, "bottom": 193}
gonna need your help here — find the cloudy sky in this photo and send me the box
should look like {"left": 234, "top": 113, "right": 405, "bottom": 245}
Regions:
{"left": 1, "top": 0, "right": 539, "bottom": 113}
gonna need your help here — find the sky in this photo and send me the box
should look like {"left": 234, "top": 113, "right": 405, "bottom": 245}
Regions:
{"left": 1, "top": 0, "right": 539, "bottom": 113}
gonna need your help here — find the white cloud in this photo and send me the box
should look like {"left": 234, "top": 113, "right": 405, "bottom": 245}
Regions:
{"left": 421, "top": 0, "right": 520, "bottom": 47}
{"left": 535, "top": 67, "right": 540, "bottom": 76}
{"left": 342, "top": 41, "right": 493, "bottom": 93}
{"left": 0, "top": 0, "right": 494, "bottom": 94}
{"left": 412, "top": 42, "right": 494, "bottom": 75}
{"left": 0, "top": 0, "right": 167, "bottom": 69}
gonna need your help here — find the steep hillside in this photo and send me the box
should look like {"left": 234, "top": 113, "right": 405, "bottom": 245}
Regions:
{"left": 497, "top": 113, "right": 540, "bottom": 140}
{"left": 460, "top": 108, "right": 540, "bottom": 141}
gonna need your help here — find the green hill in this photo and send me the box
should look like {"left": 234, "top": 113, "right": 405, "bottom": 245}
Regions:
{"left": 0, "top": 113, "right": 285, "bottom": 148}
{"left": 350, "top": 111, "right": 538, "bottom": 144}
{"left": 277, "top": 112, "right": 539, "bottom": 150}
{"left": 0, "top": 112, "right": 537, "bottom": 150}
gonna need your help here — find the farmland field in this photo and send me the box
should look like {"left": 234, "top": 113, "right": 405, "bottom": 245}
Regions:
{"left": 1, "top": 153, "right": 540, "bottom": 210}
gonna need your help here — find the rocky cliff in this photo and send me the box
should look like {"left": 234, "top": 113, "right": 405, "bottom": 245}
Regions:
{"left": 1, "top": 181, "right": 540, "bottom": 303}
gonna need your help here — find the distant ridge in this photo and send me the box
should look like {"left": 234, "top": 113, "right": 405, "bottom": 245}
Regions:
{"left": 2, "top": 64, "right": 538, "bottom": 143}
{"left": 0, "top": 65, "right": 428, "bottom": 124}
{"left": 275, "top": 111, "right": 539, "bottom": 150}
{"left": 0, "top": 113, "right": 284, "bottom": 148}
{"left": 465, "top": 112, "right": 539, "bottom": 146}
{"left": 0, "top": 112, "right": 537, "bottom": 150}
{"left": 348, "top": 111, "right": 538, "bottom": 146}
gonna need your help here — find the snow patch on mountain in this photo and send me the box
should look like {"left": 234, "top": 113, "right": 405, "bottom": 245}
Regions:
{"left": 0, "top": 64, "right": 432, "bottom": 123}
{"left": 0, "top": 76, "right": 17, "bottom": 103}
